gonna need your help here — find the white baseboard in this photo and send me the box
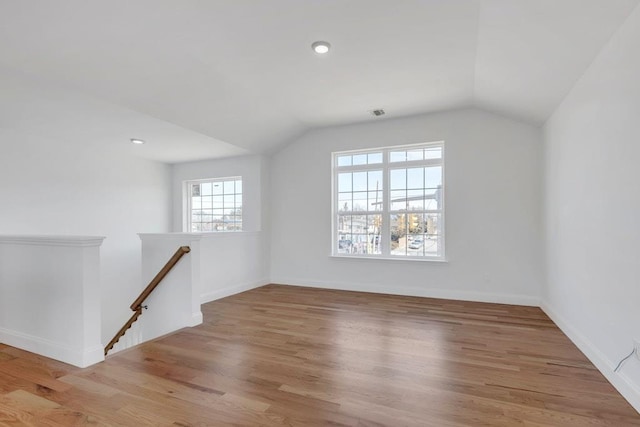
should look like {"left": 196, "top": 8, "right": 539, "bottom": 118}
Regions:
{"left": 540, "top": 300, "right": 640, "bottom": 413}
{"left": 190, "top": 311, "right": 203, "bottom": 327}
{"left": 201, "top": 278, "right": 269, "bottom": 304}
{"left": 271, "top": 278, "right": 540, "bottom": 307}
{"left": 0, "top": 327, "right": 104, "bottom": 368}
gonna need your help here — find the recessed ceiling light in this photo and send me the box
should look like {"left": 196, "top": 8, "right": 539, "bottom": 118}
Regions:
{"left": 130, "top": 138, "right": 145, "bottom": 145}
{"left": 312, "top": 41, "right": 331, "bottom": 54}
{"left": 370, "top": 109, "right": 385, "bottom": 117}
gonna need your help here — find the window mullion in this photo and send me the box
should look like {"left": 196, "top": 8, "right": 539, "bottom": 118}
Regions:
{"left": 186, "top": 183, "right": 193, "bottom": 232}
{"left": 381, "top": 149, "right": 391, "bottom": 256}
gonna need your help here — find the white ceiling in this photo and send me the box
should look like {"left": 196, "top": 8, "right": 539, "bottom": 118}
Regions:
{"left": 0, "top": 0, "right": 638, "bottom": 163}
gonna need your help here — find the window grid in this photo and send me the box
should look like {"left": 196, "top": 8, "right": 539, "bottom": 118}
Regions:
{"left": 186, "top": 177, "right": 243, "bottom": 232}
{"left": 333, "top": 142, "right": 444, "bottom": 259}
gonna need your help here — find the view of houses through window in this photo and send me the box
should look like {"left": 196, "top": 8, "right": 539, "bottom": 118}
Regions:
{"left": 187, "top": 177, "right": 242, "bottom": 232}
{"left": 333, "top": 142, "right": 444, "bottom": 259}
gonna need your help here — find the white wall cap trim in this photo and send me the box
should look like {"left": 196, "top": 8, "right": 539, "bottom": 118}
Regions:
{"left": 0, "top": 235, "right": 106, "bottom": 247}
{"left": 138, "top": 232, "right": 204, "bottom": 241}
{"left": 199, "top": 231, "right": 261, "bottom": 239}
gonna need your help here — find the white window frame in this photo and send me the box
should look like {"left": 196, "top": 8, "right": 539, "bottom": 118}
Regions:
{"left": 184, "top": 176, "right": 243, "bottom": 233}
{"left": 331, "top": 142, "right": 445, "bottom": 261}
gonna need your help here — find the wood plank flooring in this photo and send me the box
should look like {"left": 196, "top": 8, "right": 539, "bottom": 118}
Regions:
{"left": 1, "top": 284, "right": 639, "bottom": 426}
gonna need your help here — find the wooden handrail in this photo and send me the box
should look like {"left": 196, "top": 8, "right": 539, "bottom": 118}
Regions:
{"left": 104, "top": 245, "right": 191, "bottom": 356}
{"left": 130, "top": 246, "right": 191, "bottom": 310}
{"left": 104, "top": 308, "right": 142, "bottom": 355}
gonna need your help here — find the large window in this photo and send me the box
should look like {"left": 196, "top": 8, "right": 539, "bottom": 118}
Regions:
{"left": 186, "top": 177, "right": 242, "bottom": 232}
{"left": 333, "top": 142, "right": 444, "bottom": 259}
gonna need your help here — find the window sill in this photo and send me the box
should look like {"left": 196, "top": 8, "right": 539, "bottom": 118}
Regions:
{"left": 330, "top": 254, "right": 448, "bottom": 263}
{"left": 197, "top": 230, "right": 260, "bottom": 237}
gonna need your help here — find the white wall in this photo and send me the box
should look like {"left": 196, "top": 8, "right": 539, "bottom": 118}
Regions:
{"left": 0, "top": 236, "right": 105, "bottom": 367}
{"left": 543, "top": 4, "right": 640, "bottom": 410}
{"left": 138, "top": 234, "right": 203, "bottom": 340}
{"left": 270, "top": 108, "right": 543, "bottom": 304}
{"left": 0, "top": 71, "right": 172, "bottom": 345}
{"left": 0, "top": 129, "right": 171, "bottom": 343}
{"left": 171, "top": 155, "right": 270, "bottom": 301}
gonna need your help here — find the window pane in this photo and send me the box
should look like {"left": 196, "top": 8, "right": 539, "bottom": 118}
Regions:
{"left": 407, "top": 233, "right": 425, "bottom": 256}
{"left": 368, "top": 214, "right": 382, "bottom": 254}
{"left": 338, "top": 173, "right": 352, "bottom": 192}
{"left": 391, "top": 213, "right": 443, "bottom": 257}
{"left": 201, "top": 183, "right": 212, "bottom": 196}
{"left": 235, "top": 180, "right": 243, "bottom": 194}
{"left": 338, "top": 192, "right": 351, "bottom": 202}
{"left": 425, "top": 146, "right": 442, "bottom": 160}
{"left": 353, "top": 172, "right": 367, "bottom": 192}
{"left": 337, "top": 215, "right": 353, "bottom": 254}
{"left": 223, "top": 180, "right": 234, "bottom": 194}
{"left": 191, "top": 184, "right": 201, "bottom": 197}
{"left": 407, "top": 213, "right": 425, "bottom": 234}
{"left": 368, "top": 190, "right": 382, "bottom": 210}
{"left": 337, "top": 215, "right": 352, "bottom": 233}
{"left": 200, "top": 198, "right": 212, "bottom": 209}
{"left": 390, "top": 190, "right": 407, "bottom": 211}
{"left": 426, "top": 213, "right": 442, "bottom": 237}
{"left": 390, "top": 169, "right": 406, "bottom": 190}
{"left": 212, "top": 182, "right": 223, "bottom": 195}
{"left": 352, "top": 192, "right": 367, "bottom": 211}
{"left": 390, "top": 214, "right": 407, "bottom": 255}
{"left": 368, "top": 170, "right": 382, "bottom": 191}
{"left": 337, "top": 155, "right": 352, "bottom": 166}
{"left": 339, "top": 199, "right": 352, "bottom": 211}
{"left": 425, "top": 188, "right": 440, "bottom": 210}
{"left": 407, "top": 168, "right": 424, "bottom": 189}
{"left": 390, "top": 151, "right": 406, "bottom": 162}
{"left": 407, "top": 149, "right": 423, "bottom": 161}
{"left": 424, "top": 228, "right": 441, "bottom": 256}
{"left": 201, "top": 209, "right": 213, "bottom": 222}
{"left": 211, "top": 195, "right": 222, "bottom": 209}
{"left": 338, "top": 238, "right": 352, "bottom": 253}
{"left": 368, "top": 152, "right": 383, "bottom": 164}
{"left": 426, "top": 166, "right": 442, "bottom": 188}
{"left": 407, "top": 189, "right": 424, "bottom": 210}
{"left": 343, "top": 215, "right": 381, "bottom": 255}
{"left": 353, "top": 154, "right": 367, "bottom": 165}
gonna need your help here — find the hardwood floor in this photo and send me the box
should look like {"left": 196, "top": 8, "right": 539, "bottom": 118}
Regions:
{"left": 1, "top": 284, "right": 639, "bottom": 426}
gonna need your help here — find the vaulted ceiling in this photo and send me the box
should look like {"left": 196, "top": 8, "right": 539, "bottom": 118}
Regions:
{"left": 0, "top": 0, "right": 638, "bottom": 162}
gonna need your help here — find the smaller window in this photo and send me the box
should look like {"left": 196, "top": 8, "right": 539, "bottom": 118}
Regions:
{"left": 185, "top": 177, "right": 242, "bottom": 232}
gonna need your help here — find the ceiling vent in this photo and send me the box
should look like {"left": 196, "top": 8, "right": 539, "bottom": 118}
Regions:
{"left": 370, "top": 109, "right": 385, "bottom": 117}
